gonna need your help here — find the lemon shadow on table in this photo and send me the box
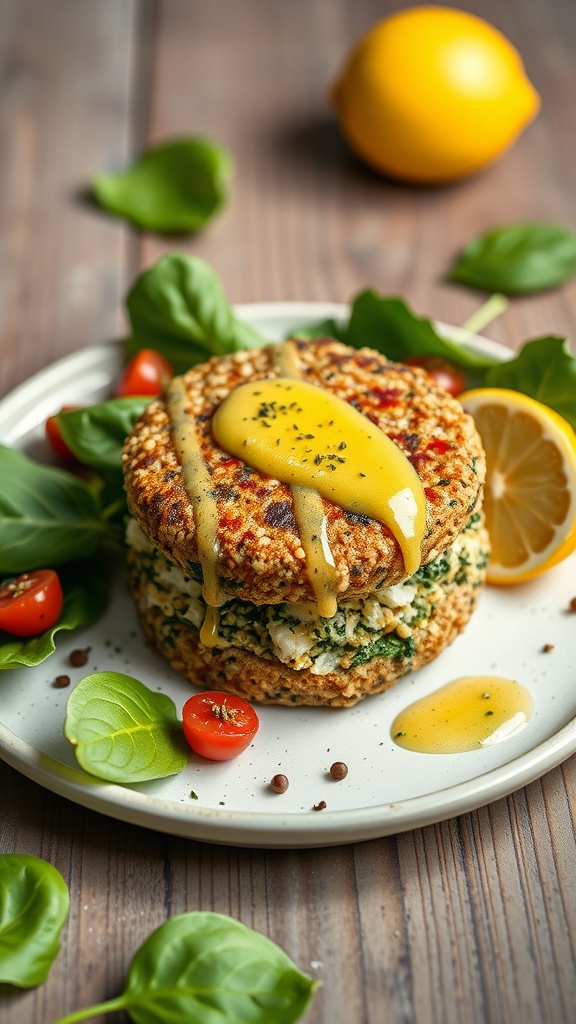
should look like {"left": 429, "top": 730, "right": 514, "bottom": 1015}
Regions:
{"left": 266, "top": 113, "right": 468, "bottom": 197}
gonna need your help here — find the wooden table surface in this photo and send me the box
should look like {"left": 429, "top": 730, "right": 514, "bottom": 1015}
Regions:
{"left": 1, "top": 2, "right": 576, "bottom": 1022}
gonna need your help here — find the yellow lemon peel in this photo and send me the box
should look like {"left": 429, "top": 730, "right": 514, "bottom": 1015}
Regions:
{"left": 331, "top": 7, "right": 540, "bottom": 184}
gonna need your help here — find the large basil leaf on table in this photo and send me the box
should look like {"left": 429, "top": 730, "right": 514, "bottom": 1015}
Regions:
{"left": 121, "top": 913, "right": 319, "bottom": 1024}
{"left": 92, "top": 137, "right": 233, "bottom": 234}
{"left": 125, "top": 254, "right": 267, "bottom": 374}
{"left": 0, "top": 854, "right": 69, "bottom": 987}
{"left": 50, "top": 912, "right": 318, "bottom": 1024}
{"left": 448, "top": 222, "right": 576, "bottom": 294}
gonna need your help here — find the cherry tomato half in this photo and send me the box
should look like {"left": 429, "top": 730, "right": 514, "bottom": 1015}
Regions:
{"left": 115, "top": 349, "right": 173, "bottom": 397}
{"left": 45, "top": 406, "right": 81, "bottom": 460}
{"left": 182, "top": 691, "right": 260, "bottom": 761}
{"left": 404, "top": 355, "right": 466, "bottom": 397}
{"left": 0, "top": 570, "right": 64, "bottom": 637}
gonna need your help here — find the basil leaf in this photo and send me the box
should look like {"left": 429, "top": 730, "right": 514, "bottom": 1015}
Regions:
{"left": 126, "top": 254, "right": 266, "bottom": 374}
{"left": 0, "top": 854, "right": 69, "bottom": 987}
{"left": 0, "top": 560, "right": 108, "bottom": 670}
{"left": 449, "top": 222, "right": 576, "bottom": 294}
{"left": 486, "top": 336, "right": 576, "bottom": 431}
{"left": 344, "top": 290, "right": 499, "bottom": 369}
{"left": 92, "top": 137, "right": 233, "bottom": 234}
{"left": 64, "top": 672, "right": 189, "bottom": 783}
{"left": 57, "top": 397, "right": 150, "bottom": 471}
{"left": 289, "top": 317, "right": 346, "bottom": 342}
{"left": 122, "top": 912, "right": 318, "bottom": 1024}
{"left": 0, "top": 446, "right": 109, "bottom": 574}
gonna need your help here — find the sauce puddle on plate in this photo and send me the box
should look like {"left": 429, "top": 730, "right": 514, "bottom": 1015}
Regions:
{"left": 391, "top": 676, "right": 533, "bottom": 754}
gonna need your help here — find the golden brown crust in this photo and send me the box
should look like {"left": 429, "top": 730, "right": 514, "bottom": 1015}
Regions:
{"left": 128, "top": 563, "right": 482, "bottom": 708}
{"left": 122, "top": 338, "right": 485, "bottom": 605}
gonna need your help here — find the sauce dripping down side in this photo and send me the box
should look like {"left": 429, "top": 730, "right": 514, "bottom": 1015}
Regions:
{"left": 268, "top": 342, "right": 338, "bottom": 618}
{"left": 166, "top": 377, "right": 226, "bottom": 647}
{"left": 391, "top": 675, "right": 533, "bottom": 754}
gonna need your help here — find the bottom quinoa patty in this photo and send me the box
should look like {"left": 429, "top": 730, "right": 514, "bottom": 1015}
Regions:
{"left": 126, "top": 514, "right": 489, "bottom": 708}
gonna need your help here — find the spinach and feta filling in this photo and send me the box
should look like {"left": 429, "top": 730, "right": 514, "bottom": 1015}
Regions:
{"left": 126, "top": 515, "right": 488, "bottom": 675}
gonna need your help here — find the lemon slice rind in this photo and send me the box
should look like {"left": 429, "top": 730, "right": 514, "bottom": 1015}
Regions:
{"left": 460, "top": 388, "right": 576, "bottom": 585}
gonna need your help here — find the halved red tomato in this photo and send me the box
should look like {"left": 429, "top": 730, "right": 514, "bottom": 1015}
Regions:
{"left": 404, "top": 355, "right": 466, "bottom": 397}
{"left": 116, "top": 349, "right": 173, "bottom": 397}
{"left": 45, "top": 406, "right": 81, "bottom": 460}
{"left": 182, "top": 691, "right": 259, "bottom": 761}
{"left": 0, "top": 570, "right": 64, "bottom": 637}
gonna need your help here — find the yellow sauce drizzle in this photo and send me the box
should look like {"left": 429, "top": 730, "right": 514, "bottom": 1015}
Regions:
{"left": 290, "top": 484, "right": 338, "bottom": 618}
{"left": 212, "top": 372, "right": 426, "bottom": 577}
{"left": 199, "top": 603, "right": 221, "bottom": 648}
{"left": 268, "top": 342, "right": 338, "bottom": 617}
{"left": 166, "top": 377, "right": 226, "bottom": 648}
{"left": 268, "top": 340, "right": 302, "bottom": 377}
{"left": 391, "top": 676, "right": 533, "bottom": 754}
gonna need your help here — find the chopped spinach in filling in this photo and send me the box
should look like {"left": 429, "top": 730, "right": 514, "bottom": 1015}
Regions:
{"left": 126, "top": 515, "right": 488, "bottom": 675}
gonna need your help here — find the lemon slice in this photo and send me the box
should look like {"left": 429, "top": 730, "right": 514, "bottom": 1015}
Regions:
{"left": 459, "top": 388, "right": 576, "bottom": 584}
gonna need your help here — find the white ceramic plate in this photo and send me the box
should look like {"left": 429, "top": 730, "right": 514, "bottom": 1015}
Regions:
{"left": 1, "top": 303, "right": 575, "bottom": 849}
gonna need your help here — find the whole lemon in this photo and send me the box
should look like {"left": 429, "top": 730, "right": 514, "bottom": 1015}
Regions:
{"left": 330, "top": 6, "right": 540, "bottom": 183}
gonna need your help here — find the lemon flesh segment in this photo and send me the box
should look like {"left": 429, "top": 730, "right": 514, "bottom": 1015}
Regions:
{"left": 331, "top": 7, "right": 540, "bottom": 184}
{"left": 459, "top": 389, "right": 576, "bottom": 584}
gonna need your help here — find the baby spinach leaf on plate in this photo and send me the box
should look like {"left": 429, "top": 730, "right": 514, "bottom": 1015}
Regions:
{"left": 289, "top": 317, "right": 346, "bottom": 342}
{"left": 0, "top": 446, "right": 110, "bottom": 574}
{"left": 486, "top": 336, "right": 576, "bottom": 430}
{"left": 344, "top": 291, "right": 499, "bottom": 369}
{"left": 92, "top": 137, "right": 233, "bottom": 234}
{"left": 292, "top": 290, "right": 500, "bottom": 372}
{"left": 65, "top": 672, "right": 189, "bottom": 783}
{"left": 51, "top": 912, "right": 318, "bottom": 1024}
{"left": 0, "top": 854, "right": 69, "bottom": 987}
{"left": 57, "top": 397, "right": 150, "bottom": 471}
{"left": 0, "top": 560, "right": 108, "bottom": 670}
{"left": 126, "top": 254, "right": 267, "bottom": 373}
{"left": 448, "top": 222, "right": 576, "bottom": 294}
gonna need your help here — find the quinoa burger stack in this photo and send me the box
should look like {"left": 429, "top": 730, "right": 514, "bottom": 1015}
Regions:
{"left": 122, "top": 338, "right": 488, "bottom": 707}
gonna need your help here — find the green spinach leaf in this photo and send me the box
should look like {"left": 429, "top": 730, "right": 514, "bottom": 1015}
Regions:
{"left": 448, "top": 222, "right": 576, "bottom": 294}
{"left": 0, "top": 854, "right": 69, "bottom": 988}
{"left": 350, "top": 632, "right": 415, "bottom": 668}
{"left": 126, "top": 254, "right": 266, "bottom": 374}
{"left": 64, "top": 672, "right": 189, "bottom": 783}
{"left": 57, "top": 397, "right": 150, "bottom": 471}
{"left": 343, "top": 291, "right": 499, "bottom": 369}
{"left": 0, "top": 560, "right": 108, "bottom": 670}
{"left": 0, "top": 446, "right": 110, "bottom": 574}
{"left": 51, "top": 912, "right": 318, "bottom": 1024}
{"left": 290, "top": 317, "right": 346, "bottom": 342}
{"left": 92, "top": 137, "right": 233, "bottom": 234}
{"left": 486, "top": 336, "right": 576, "bottom": 430}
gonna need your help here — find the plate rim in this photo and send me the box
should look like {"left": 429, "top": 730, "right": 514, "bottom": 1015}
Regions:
{"left": 1, "top": 715, "right": 575, "bottom": 848}
{"left": 1, "top": 299, "right": 573, "bottom": 848}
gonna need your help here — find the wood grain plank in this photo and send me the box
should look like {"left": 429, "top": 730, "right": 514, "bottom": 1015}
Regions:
{"left": 0, "top": 0, "right": 140, "bottom": 399}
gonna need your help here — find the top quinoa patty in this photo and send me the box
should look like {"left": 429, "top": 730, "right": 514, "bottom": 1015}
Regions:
{"left": 122, "top": 338, "right": 485, "bottom": 606}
